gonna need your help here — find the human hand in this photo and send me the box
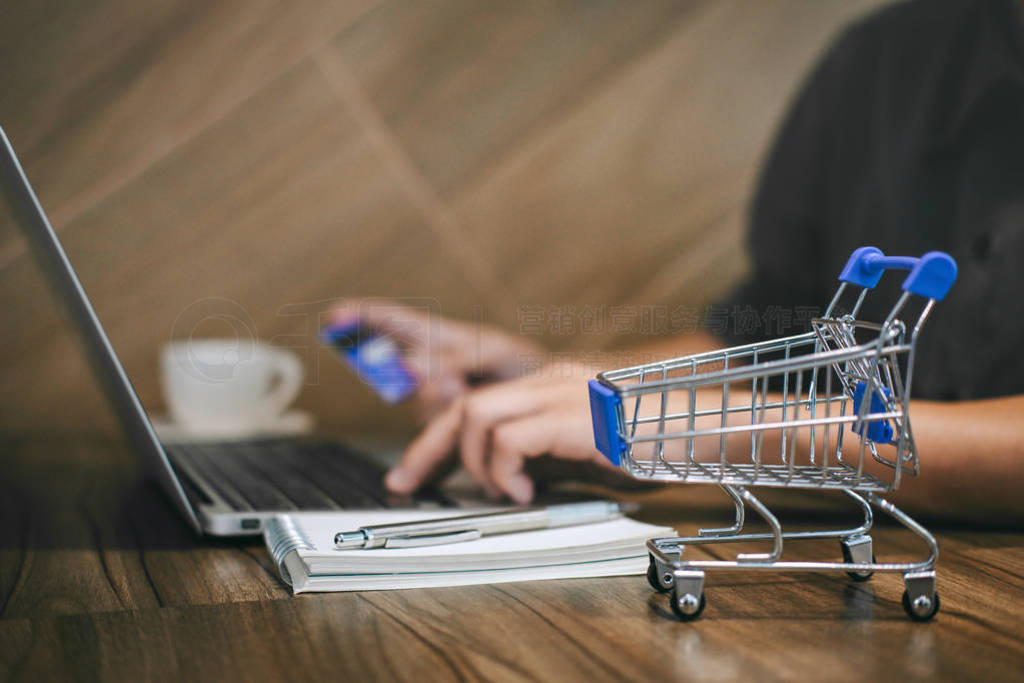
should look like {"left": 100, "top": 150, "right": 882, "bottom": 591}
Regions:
{"left": 327, "top": 299, "right": 542, "bottom": 420}
{"left": 384, "top": 361, "right": 618, "bottom": 504}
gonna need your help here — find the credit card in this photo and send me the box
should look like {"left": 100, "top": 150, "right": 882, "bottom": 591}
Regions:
{"left": 321, "top": 321, "right": 418, "bottom": 404}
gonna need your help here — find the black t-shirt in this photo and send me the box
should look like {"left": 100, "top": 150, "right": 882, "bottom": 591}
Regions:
{"left": 721, "top": 0, "right": 1024, "bottom": 401}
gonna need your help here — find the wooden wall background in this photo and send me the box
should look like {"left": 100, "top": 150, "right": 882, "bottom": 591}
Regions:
{"left": 0, "top": 0, "right": 886, "bottom": 437}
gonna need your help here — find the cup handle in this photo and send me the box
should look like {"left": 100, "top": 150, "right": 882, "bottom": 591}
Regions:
{"left": 264, "top": 349, "right": 304, "bottom": 417}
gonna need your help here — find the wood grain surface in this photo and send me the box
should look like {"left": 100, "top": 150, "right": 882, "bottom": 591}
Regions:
{"left": 0, "top": 0, "right": 886, "bottom": 437}
{"left": 4, "top": 3, "right": 1021, "bottom": 680}
{"left": 1, "top": 437, "right": 1022, "bottom": 682}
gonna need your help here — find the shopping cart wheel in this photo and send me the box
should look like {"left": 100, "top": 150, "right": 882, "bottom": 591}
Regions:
{"left": 647, "top": 556, "right": 673, "bottom": 593}
{"left": 843, "top": 554, "right": 877, "bottom": 582}
{"left": 670, "top": 590, "right": 706, "bottom": 621}
{"left": 902, "top": 590, "right": 940, "bottom": 621}
{"left": 902, "top": 571, "right": 939, "bottom": 621}
{"left": 669, "top": 570, "right": 706, "bottom": 621}
{"left": 840, "top": 535, "right": 875, "bottom": 581}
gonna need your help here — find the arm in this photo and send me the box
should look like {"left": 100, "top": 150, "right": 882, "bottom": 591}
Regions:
{"left": 891, "top": 396, "right": 1024, "bottom": 520}
{"left": 627, "top": 335, "right": 1024, "bottom": 520}
{"left": 646, "top": 386, "right": 1024, "bottom": 520}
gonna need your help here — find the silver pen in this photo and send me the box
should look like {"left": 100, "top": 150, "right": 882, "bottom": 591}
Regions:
{"left": 334, "top": 500, "right": 638, "bottom": 549}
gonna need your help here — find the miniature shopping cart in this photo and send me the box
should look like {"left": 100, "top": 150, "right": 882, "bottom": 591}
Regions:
{"left": 588, "top": 247, "right": 957, "bottom": 621}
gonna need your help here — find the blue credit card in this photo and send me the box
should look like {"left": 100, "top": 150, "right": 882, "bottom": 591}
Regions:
{"left": 321, "top": 321, "right": 418, "bottom": 404}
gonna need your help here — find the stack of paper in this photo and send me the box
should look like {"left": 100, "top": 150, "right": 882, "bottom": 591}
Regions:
{"left": 265, "top": 509, "right": 674, "bottom": 593}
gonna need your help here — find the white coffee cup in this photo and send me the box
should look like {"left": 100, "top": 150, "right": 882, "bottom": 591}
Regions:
{"left": 160, "top": 339, "right": 303, "bottom": 436}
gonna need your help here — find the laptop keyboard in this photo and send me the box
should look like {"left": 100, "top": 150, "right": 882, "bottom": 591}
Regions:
{"left": 164, "top": 438, "right": 448, "bottom": 511}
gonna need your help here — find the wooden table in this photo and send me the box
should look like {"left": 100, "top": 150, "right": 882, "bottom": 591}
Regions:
{"left": 2, "top": 436, "right": 1022, "bottom": 681}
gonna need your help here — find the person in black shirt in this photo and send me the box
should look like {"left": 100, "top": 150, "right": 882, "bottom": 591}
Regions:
{"left": 331, "top": 0, "right": 1024, "bottom": 519}
{"left": 724, "top": 0, "right": 1024, "bottom": 404}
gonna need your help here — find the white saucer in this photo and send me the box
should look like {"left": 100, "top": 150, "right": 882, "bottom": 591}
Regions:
{"left": 150, "top": 410, "right": 315, "bottom": 443}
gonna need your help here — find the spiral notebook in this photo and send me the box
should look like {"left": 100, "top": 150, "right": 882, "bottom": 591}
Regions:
{"left": 264, "top": 510, "right": 674, "bottom": 593}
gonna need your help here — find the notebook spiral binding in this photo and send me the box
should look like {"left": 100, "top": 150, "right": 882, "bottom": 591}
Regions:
{"left": 265, "top": 515, "right": 317, "bottom": 586}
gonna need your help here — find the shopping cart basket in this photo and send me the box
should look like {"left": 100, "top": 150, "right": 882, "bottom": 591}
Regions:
{"left": 588, "top": 247, "right": 957, "bottom": 621}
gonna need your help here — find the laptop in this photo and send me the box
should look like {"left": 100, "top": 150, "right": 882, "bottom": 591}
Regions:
{"left": 0, "top": 125, "right": 447, "bottom": 536}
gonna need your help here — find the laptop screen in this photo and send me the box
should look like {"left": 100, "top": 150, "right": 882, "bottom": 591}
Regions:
{"left": 0, "top": 125, "right": 202, "bottom": 533}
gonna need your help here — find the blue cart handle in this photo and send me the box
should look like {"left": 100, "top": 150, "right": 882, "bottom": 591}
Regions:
{"left": 838, "top": 246, "right": 957, "bottom": 301}
{"left": 588, "top": 380, "right": 625, "bottom": 466}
